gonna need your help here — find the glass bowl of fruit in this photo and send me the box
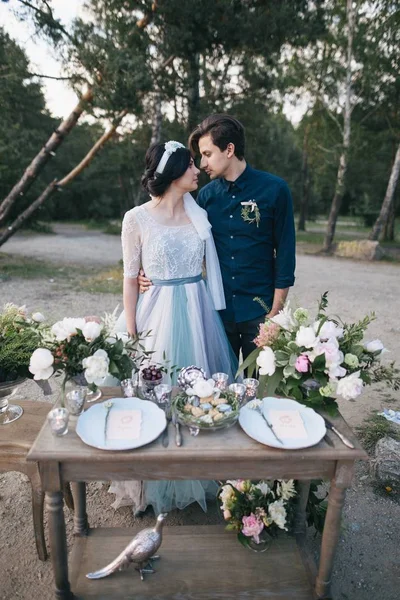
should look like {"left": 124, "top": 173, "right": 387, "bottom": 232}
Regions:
{"left": 140, "top": 365, "right": 163, "bottom": 400}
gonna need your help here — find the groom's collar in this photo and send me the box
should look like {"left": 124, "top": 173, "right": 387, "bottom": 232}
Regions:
{"left": 220, "top": 163, "right": 252, "bottom": 191}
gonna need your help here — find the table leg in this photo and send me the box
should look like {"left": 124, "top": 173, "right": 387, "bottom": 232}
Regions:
{"left": 315, "top": 461, "right": 354, "bottom": 599}
{"left": 46, "top": 491, "right": 73, "bottom": 599}
{"left": 71, "top": 482, "right": 89, "bottom": 536}
{"left": 294, "top": 480, "right": 311, "bottom": 538}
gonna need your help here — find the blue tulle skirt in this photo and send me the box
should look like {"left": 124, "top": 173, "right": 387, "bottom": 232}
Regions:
{"left": 110, "top": 276, "right": 237, "bottom": 514}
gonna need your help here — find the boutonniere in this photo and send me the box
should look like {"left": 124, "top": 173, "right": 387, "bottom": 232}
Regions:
{"left": 241, "top": 200, "right": 260, "bottom": 227}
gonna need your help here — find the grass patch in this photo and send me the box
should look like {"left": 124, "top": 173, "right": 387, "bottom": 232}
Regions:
{"left": 355, "top": 413, "right": 400, "bottom": 455}
{"left": 0, "top": 253, "right": 84, "bottom": 280}
{"left": 80, "top": 265, "right": 123, "bottom": 294}
{"left": 103, "top": 222, "right": 122, "bottom": 235}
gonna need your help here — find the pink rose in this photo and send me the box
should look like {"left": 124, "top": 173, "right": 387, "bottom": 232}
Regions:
{"left": 295, "top": 354, "right": 310, "bottom": 373}
{"left": 223, "top": 509, "right": 231, "bottom": 520}
{"left": 242, "top": 513, "right": 264, "bottom": 543}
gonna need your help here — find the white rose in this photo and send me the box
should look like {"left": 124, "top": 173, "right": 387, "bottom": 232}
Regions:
{"left": 51, "top": 317, "right": 86, "bottom": 341}
{"left": 364, "top": 339, "right": 386, "bottom": 353}
{"left": 82, "top": 321, "right": 102, "bottom": 342}
{"left": 256, "top": 347, "right": 276, "bottom": 376}
{"left": 187, "top": 378, "right": 216, "bottom": 398}
{"left": 296, "top": 326, "right": 319, "bottom": 349}
{"left": 270, "top": 304, "right": 296, "bottom": 331}
{"left": 268, "top": 499, "right": 288, "bottom": 530}
{"left": 82, "top": 349, "right": 110, "bottom": 385}
{"left": 317, "top": 320, "right": 344, "bottom": 340}
{"left": 336, "top": 371, "right": 363, "bottom": 401}
{"left": 29, "top": 348, "right": 54, "bottom": 380}
{"left": 31, "top": 312, "right": 46, "bottom": 323}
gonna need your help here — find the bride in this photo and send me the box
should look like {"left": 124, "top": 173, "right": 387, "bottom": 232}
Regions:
{"left": 110, "top": 140, "right": 237, "bottom": 515}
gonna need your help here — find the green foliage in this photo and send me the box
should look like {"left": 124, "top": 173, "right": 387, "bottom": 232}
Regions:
{"left": 356, "top": 413, "right": 400, "bottom": 455}
{"left": 0, "top": 305, "right": 40, "bottom": 381}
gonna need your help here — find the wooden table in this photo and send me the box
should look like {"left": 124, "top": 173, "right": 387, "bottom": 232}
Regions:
{"left": 28, "top": 387, "right": 367, "bottom": 599}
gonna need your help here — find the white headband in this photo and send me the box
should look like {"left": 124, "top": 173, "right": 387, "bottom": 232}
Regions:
{"left": 155, "top": 140, "right": 186, "bottom": 174}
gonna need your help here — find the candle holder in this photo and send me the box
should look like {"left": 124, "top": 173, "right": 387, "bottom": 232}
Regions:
{"left": 243, "top": 378, "right": 260, "bottom": 403}
{"left": 65, "top": 388, "right": 87, "bottom": 416}
{"left": 48, "top": 408, "right": 69, "bottom": 436}
{"left": 0, "top": 383, "right": 24, "bottom": 425}
{"left": 212, "top": 372, "right": 229, "bottom": 391}
{"left": 120, "top": 378, "right": 138, "bottom": 398}
{"left": 228, "top": 383, "right": 247, "bottom": 405}
{"left": 154, "top": 384, "right": 172, "bottom": 407}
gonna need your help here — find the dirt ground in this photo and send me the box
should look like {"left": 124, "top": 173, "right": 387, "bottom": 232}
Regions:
{"left": 0, "top": 225, "right": 399, "bottom": 600}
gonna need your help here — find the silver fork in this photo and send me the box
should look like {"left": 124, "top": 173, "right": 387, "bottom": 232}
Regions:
{"left": 161, "top": 403, "right": 172, "bottom": 448}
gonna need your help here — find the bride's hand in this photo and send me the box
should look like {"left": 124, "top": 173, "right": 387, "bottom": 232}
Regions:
{"left": 138, "top": 269, "right": 152, "bottom": 294}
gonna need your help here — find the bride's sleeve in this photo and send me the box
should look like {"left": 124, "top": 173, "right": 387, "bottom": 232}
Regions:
{"left": 121, "top": 210, "right": 141, "bottom": 278}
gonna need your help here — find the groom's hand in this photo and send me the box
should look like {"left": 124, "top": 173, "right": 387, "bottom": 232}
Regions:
{"left": 138, "top": 268, "right": 152, "bottom": 294}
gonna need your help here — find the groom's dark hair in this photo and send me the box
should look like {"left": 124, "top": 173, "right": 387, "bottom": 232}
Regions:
{"left": 189, "top": 114, "right": 245, "bottom": 160}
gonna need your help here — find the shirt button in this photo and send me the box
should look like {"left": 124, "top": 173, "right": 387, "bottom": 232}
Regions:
{"left": 233, "top": 294, "right": 236, "bottom": 298}
{"left": 230, "top": 235, "right": 234, "bottom": 239}
{"left": 230, "top": 215, "right": 233, "bottom": 218}
{"left": 232, "top": 195, "right": 236, "bottom": 199}
{"left": 232, "top": 276, "right": 235, "bottom": 280}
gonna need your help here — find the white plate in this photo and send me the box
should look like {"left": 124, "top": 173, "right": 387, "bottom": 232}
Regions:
{"left": 239, "top": 397, "right": 326, "bottom": 450}
{"left": 76, "top": 397, "right": 166, "bottom": 450}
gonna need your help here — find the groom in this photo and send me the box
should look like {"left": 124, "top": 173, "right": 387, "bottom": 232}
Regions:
{"left": 140, "top": 114, "right": 296, "bottom": 361}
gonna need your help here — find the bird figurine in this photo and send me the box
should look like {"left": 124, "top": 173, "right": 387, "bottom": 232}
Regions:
{"left": 86, "top": 513, "right": 168, "bottom": 582}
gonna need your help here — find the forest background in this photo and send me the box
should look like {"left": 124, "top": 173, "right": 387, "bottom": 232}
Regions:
{"left": 0, "top": 0, "right": 399, "bottom": 252}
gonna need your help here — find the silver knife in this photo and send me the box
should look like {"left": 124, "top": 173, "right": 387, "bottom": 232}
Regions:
{"left": 171, "top": 411, "right": 182, "bottom": 447}
{"left": 323, "top": 417, "right": 355, "bottom": 449}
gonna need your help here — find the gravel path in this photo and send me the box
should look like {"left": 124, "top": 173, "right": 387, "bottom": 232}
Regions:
{"left": 0, "top": 226, "right": 399, "bottom": 600}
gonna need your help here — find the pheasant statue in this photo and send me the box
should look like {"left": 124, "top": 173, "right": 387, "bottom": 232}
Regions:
{"left": 86, "top": 513, "right": 168, "bottom": 581}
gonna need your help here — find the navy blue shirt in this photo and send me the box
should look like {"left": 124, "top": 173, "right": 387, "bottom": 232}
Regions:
{"left": 197, "top": 164, "right": 296, "bottom": 323}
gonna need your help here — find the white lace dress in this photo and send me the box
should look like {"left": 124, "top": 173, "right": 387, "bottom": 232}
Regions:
{"left": 109, "top": 204, "right": 237, "bottom": 514}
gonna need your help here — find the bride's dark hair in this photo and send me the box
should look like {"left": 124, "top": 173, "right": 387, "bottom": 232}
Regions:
{"left": 141, "top": 142, "right": 192, "bottom": 197}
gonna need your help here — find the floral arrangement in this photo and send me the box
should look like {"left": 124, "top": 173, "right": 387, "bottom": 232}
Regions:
{"left": 28, "top": 309, "right": 151, "bottom": 394}
{"left": 238, "top": 293, "right": 400, "bottom": 410}
{"left": 0, "top": 303, "right": 44, "bottom": 383}
{"left": 218, "top": 479, "right": 297, "bottom": 548}
{"left": 173, "top": 377, "right": 240, "bottom": 429}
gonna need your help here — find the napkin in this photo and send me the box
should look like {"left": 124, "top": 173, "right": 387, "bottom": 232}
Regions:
{"left": 268, "top": 409, "right": 308, "bottom": 440}
{"left": 107, "top": 409, "right": 142, "bottom": 441}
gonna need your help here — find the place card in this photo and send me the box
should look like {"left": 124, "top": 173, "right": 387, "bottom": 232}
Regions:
{"left": 107, "top": 409, "right": 142, "bottom": 441}
{"left": 268, "top": 409, "right": 308, "bottom": 440}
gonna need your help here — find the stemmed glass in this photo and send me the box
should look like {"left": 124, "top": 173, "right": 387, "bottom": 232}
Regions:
{"left": 0, "top": 382, "right": 24, "bottom": 425}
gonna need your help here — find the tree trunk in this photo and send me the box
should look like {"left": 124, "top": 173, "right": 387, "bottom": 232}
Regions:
{"left": 187, "top": 53, "right": 200, "bottom": 133}
{"left": 150, "top": 94, "right": 162, "bottom": 145}
{"left": 369, "top": 142, "right": 400, "bottom": 241}
{"left": 384, "top": 197, "right": 396, "bottom": 241}
{"left": 323, "top": 0, "right": 355, "bottom": 252}
{"left": 0, "top": 111, "right": 127, "bottom": 248}
{"left": 298, "top": 124, "right": 310, "bottom": 231}
{"left": 0, "top": 88, "right": 93, "bottom": 226}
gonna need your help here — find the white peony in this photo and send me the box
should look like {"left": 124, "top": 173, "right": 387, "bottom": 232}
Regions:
{"left": 82, "top": 349, "right": 110, "bottom": 385}
{"left": 270, "top": 303, "right": 296, "bottom": 331}
{"left": 219, "top": 484, "right": 235, "bottom": 510}
{"left": 317, "top": 320, "right": 344, "bottom": 340}
{"left": 82, "top": 321, "right": 102, "bottom": 342}
{"left": 51, "top": 317, "right": 86, "bottom": 342}
{"left": 268, "top": 499, "right": 288, "bottom": 530}
{"left": 29, "top": 348, "right": 54, "bottom": 380}
{"left": 31, "top": 312, "right": 46, "bottom": 323}
{"left": 256, "top": 346, "right": 276, "bottom": 376}
{"left": 295, "top": 326, "right": 319, "bottom": 349}
{"left": 186, "top": 378, "right": 216, "bottom": 398}
{"left": 336, "top": 370, "right": 364, "bottom": 401}
{"left": 364, "top": 339, "right": 386, "bottom": 353}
